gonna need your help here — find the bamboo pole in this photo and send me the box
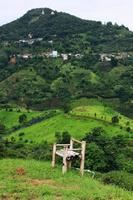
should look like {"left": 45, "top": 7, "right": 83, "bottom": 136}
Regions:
{"left": 62, "top": 146, "right": 68, "bottom": 174}
{"left": 68, "top": 138, "right": 74, "bottom": 169}
{"left": 56, "top": 144, "right": 70, "bottom": 147}
{"left": 71, "top": 138, "right": 82, "bottom": 144}
{"left": 80, "top": 141, "right": 86, "bottom": 176}
{"left": 52, "top": 143, "right": 56, "bottom": 168}
{"left": 70, "top": 139, "right": 74, "bottom": 150}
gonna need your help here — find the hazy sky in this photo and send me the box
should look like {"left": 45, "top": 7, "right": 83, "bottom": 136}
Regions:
{"left": 0, "top": 0, "right": 133, "bottom": 30}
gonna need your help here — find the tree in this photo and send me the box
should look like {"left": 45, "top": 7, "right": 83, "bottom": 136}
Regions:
{"left": 111, "top": 57, "right": 118, "bottom": 67}
{"left": 62, "top": 102, "right": 71, "bottom": 113}
{"left": 114, "top": 85, "right": 129, "bottom": 102}
{"left": 55, "top": 131, "right": 71, "bottom": 144}
{"left": 83, "top": 127, "right": 127, "bottom": 172}
{"left": 85, "top": 142, "right": 106, "bottom": 171}
{"left": 19, "top": 114, "right": 27, "bottom": 124}
{"left": 0, "top": 137, "right": 6, "bottom": 157}
{"left": 61, "top": 131, "right": 71, "bottom": 144}
{"left": 0, "top": 50, "right": 8, "bottom": 67}
{"left": 51, "top": 77, "right": 70, "bottom": 100}
{"left": 111, "top": 116, "right": 119, "bottom": 124}
{"left": 55, "top": 131, "right": 62, "bottom": 143}
{"left": 84, "top": 127, "right": 106, "bottom": 147}
{"left": 0, "top": 122, "right": 6, "bottom": 135}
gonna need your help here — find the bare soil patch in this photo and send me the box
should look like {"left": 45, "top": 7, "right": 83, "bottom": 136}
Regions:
{"left": 27, "top": 178, "right": 80, "bottom": 190}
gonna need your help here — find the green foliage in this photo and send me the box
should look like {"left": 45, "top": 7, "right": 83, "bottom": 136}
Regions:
{"left": 111, "top": 57, "right": 118, "bottom": 67}
{"left": 0, "top": 50, "right": 8, "bottom": 67}
{"left": 102, "top": 171, "right": 133, "bottom": 191}
{"left": 85, "top": 142, "right": 106, "bottom": 171}
{"left": 19, "top": 114, "right": 27, "bottom": 124}
{"left": 8, "top": 112, "right": 131, "bottom": 144}
{"left": 0, "top": 136, "right": 51, "bottom": 160}
{"left": 0, "top": 9, "right": 132, "bottom": 198}
{"left": 111, "top": 115, "right": 119, "bottom": 124}
{"left": 71, "top": 100, "right": 133, "bottom": 130}
{"left": 0, "top": 8, "right": 132, "bottom": 117}
{"left": 84, "top": 127, "right": 132, "bottom": 172}
{"left": 0, "top": 122, "right": 6, "bottom": 134}
{"left": 55, "top": 131, "right": 71, "bottom": 144}
{"left": 0, "top": 108, "right": 42, "bottom": 129}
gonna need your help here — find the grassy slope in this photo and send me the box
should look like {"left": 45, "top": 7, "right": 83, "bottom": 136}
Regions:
{"left": 0, "top": 159, "right": 132, "bottom": 200}
{"left": 71, "top": 98, "right": 133, "bottom": 129}
{"left": 8, "top": 113, "right": 130, "bottom": 144}
{"left": 4, "top": 98, "right": 132, "bottom": 143}
{"left": 0, "top": 109, "right": 42, "bottom": 129}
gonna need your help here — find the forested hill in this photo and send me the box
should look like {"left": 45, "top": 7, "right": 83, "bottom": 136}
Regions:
{"left": 0, "top": 8, "right": 133, "bottom": 117}
{"left": 1, "top": 8, "right": 133, "bottom": 52}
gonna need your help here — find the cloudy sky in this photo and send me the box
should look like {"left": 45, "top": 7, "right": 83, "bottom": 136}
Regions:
{"left": 0, "top": 0, "right": 133, "bottom": 30}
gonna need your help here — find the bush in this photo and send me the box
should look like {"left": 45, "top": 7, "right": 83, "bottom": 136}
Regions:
{"left": 0, "top": 122, "right": 6, "bottom": 134}
{"left": 102, "top": 171, "right": 133, "bottom": 191}
{"left": 111, "top": 115, "right": 119, "bottom": 124}
{"left": 83, "top": 128, "right": 130, "bottom": 172}
{"left": 18, "top": 132, "right": 25, "bottom": 137}
{"left": 85, "top": 142, "right": 106, "bottom": 171}
{"left": 55, "top": 131, "right": 71, "bottom": 144}
{"left": 19, "top": 114, "right": 27, "bottom": 124}
{"left": 126, "top": 127, "right": 131, "bottom": 132}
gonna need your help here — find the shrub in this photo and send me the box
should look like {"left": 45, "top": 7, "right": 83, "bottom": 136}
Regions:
{"left": 0, "top": 122, "right": 6, "bottom": 134}
{"left": 85, "top": 142, "right": 106, "bottom": 171}
{"left": 126, "top": 127, "right": 131, "bottom": 132}
{"left": 111, "top": 115, "right": 119, "bottom": 124}
{"left": 55, "top": 131, "right": 62, "bottom": 143}
{"left": 19, "top": 114, "right": 27, "bottom": 124}
{"left": 102, "top": 171, "right": 133, "bottom": 191}
{"left": 61, "top": 131, "right": 71, "bottom": 144}
{"left": 126, "top": 121, "right": 130, "bottom": 126}
{"left": 18, "top": 132, "right": 25, "bottom": 137}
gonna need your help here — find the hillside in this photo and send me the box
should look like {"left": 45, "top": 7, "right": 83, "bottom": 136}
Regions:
{"left": 0, "top": 8, "right": 133, "bottom": 53}
{"left": 0, "top": 68, "right": 48, "bottom": 107}
{"left": 0, "top": 7, "right": 133, "bottom": 200}
{"left": 0, "top": 101, "right": 132, "bottom": 199}
{"left": 0, "top": 159, "right": 132, "bottom": 200}
{"left": 0, "top": 108, "right": 41, "bottom": 129}
{"left": 5, "top": 99, "right": 132, "bottom": 144}
{"left": 0, "top": 8, "right": 133, "bottom": 117}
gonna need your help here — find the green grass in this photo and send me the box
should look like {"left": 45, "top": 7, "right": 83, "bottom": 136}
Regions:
{"left": 0, "top": 109, "right": 42, "bottom": 129}
{"left": 3, "top": 98, "right": 132, "bottom": 144}
{"left": 70, "top": 98, "right": 133, "bottom": 130}
{"left": 0, "top": 159, "right": 132, "bottom": 200}
{"left": 8, "top": 114, "right": 130, "bottom": 144}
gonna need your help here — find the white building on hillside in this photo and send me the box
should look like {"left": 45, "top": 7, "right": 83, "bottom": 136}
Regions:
{"left": 51, "top": 11, "right": 55, "bottom": 15}
{"left": 51, "top": 51, "right": 58, "bottom": 58}
{"left": 61, "top": 54, "right": 68, "bottom": 61}
{"left": 42, "top": 10, "right": 45, "bottom": 15}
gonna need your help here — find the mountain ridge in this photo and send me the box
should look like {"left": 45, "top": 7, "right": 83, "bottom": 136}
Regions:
{"left": 0, "top": 8, "right": 131, "bottom": 42}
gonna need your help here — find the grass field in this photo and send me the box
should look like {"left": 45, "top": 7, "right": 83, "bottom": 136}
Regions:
{"left": 71, "top": 98, "right": 133, "bottom": 129}
{"left": 2, "top": 98, "right": 132, "bottom": 144}
{"left": 0, "top": 108, "right": 42, "bottom": 129}
{"left": 8, "top": 113, "right": 131, "bottom": 144}
{"left": 0, "top": 159, "right": 132, "bottom": 200}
